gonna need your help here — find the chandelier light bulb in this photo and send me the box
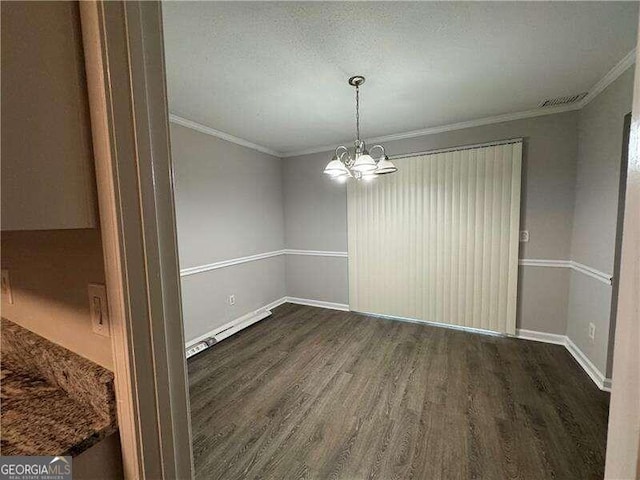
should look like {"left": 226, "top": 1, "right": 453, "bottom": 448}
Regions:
{"left": 352, "top": 153, "right": 377, "bottom": 173}
{"left": 335, "top": 174, "right": 348, "bottom": 183}
{"left": 323, "top": 158, "right": 349, "bottom": 176}
{"left": 374, "top": 157, "right": 398, "bottom": 175}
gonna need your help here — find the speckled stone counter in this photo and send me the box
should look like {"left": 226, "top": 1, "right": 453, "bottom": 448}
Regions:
{"left": 1, "top": 318, "right": 117, "bottom": 456}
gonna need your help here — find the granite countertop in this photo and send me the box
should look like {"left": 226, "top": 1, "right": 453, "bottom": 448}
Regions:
{"left": 0, "top": 318, "right": 118, "bottom": 457}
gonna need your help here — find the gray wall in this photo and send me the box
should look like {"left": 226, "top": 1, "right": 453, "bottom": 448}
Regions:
{"left": 283, "top": 111, "right": 580, "bottom": 334}
{"left": 286, "top": 255, "right": 348, "bottom": 304}
{"left": 174, "top": 70, "right": 632, "bottom": 375}
{"left": 180, "top": 257, "right": 285, "bottom": 341}
{"left": 171, "top": 123, "right": 286, "bottom": 342}
{"left": 567, "top": 67, "right": 634, "bottom": 376}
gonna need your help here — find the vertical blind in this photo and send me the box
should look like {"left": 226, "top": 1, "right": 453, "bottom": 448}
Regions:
{"left": 347, "top": 141, "right": 522, "bottom": 334}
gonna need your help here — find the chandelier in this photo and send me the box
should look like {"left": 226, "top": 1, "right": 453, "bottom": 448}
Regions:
{"left": 323, "top": 76, "right": 398, "bottom": 181}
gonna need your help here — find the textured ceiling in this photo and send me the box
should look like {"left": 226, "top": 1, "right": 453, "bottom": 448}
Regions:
{"left": 163, "top": 2, "right": 638, "bottom": 155}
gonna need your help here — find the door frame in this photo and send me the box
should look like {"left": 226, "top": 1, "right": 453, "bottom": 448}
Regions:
{"left": 79, "top": 2, "right": 193, "bottom": 478}
{"left": 77, "top": 1, "right": 640, "bottom": 477}
{"left": 604, "top": 32, "right": 640, "bottom": 478}
{"left": 605, "top": 112, "right": 631, "bottom": 377}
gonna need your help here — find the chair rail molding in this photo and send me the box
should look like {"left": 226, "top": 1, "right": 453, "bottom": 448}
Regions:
{"left": 181, "top": 251, "right": 612, "bottom": 286}
{"left": 180, "top": 250, "right": 286, "bottom": 276}
{"left": 519, "top": 259, "right": 612, "bottom": 285}
{"left": 284, "top": 249, "right": 348, "bottom": 258}
{"left": 179, "top": 249, "right": 348, "bottom": 277}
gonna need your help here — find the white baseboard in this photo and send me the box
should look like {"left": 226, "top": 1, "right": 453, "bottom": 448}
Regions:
{"left": 515, "top": 329, "right": 611, "bottom": 392}
{"left": 565, "top": 337, "right": 612, "bottom": 392}
{"left": 185, "top": 296, "right": 345, "bottom": 351}
{"left": 284, "top": 297, "right": 350, "bottom": 311}
{"left": 185, "top": 299, "right": 611, "bottom": 392}
{"left": 265, "top": 296, "right": 288, "bottom": 311}
{"left": 515, "top": 329, "right": 567, "bottom": 346}
{"left": 185, "top": 297, "right": 287, "bottom": 348}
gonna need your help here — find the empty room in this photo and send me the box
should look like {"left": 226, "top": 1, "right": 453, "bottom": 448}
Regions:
{"left": 2, "top": 1, "right": 640, "bottom": 479}
{"left": 162, "top": 2, "right": 638, "bottom": 478}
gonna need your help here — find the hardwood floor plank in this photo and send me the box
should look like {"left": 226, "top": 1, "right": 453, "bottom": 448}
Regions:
{"left": 188, "top": 304, "right": 609, "bottom": 479}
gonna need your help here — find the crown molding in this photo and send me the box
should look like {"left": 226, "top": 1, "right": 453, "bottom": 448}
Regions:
{"left": 580, "top": 48, "right": 636, "bottom": 108}
{"left": 282, "top": 103, "right": 581, "bottom": 158}
{"left": 169, "top": 114, "right": 282, "bottom": 157}
{"left": 171, "top": 49, "right": 636, "bottom": 159}
{"left": 281, "top": 48, "right": 637, "bottom": 158}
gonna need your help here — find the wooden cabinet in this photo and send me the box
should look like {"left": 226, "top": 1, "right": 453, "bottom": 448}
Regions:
{"left": 1, "top": 1, "right": 97, "bottom": 231}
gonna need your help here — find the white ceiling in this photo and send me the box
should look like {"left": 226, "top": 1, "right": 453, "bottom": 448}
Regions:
{"left": 163, "top": 2, "right": 638, "bottom": 156}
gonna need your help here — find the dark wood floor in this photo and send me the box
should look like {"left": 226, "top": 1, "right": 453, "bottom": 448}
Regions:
{"left": 188, "top": 303, "right": 610, "bottom": 480}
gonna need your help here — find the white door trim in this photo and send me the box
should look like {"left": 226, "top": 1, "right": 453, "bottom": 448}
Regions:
{"left": 80, "top": 2, "right": 193, "bottom": 478}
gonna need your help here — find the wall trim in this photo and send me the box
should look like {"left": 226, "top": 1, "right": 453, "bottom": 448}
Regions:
{"left": 581, "top": 48, "right": 636, "bottom": 107}
{"left": 179, "top": 250, "right": 286, "bottom": 276}
{"left": 169, "top": 50, "right": 635, "bottom": 160}
{"left": 519, "top": 258, "right": 612, "bottom": 285}
{"left": 515, "top": 328, "right": 567, "bottom": 346}
{"left": 280, "top": 49, "right": 637, "bottom": 158}
{"left": 179, "top": 249, "right": 348, "bottom": 276}
{"left": 283, "top": 105, "right": 581, "bottom": 157}
{"left": 285, "top": 296, "right": 350, "bottom": 311}
{"left": 565, "top": 336, "right": 612, "bottom": 391}
{"left": 180, "top": 252, "right": 612, "bottom": 285}
{"left": 514, "top": 329, "right": 611, "bottom": 391}
{"left": 519, "top": 258, "right": 571, "bottom": 268}
{"left": 284, "top": 249, "right": 348, "bottom": 258}
{"left": 185, "top": 296, "right": 612, "bottom": 392}
{"left": 570, "top": 261, "right": 613, "bottom": 285}
{"left": 185, "top": 296, "right": 287, "bottom": 348}
{"left": 169, "top": 114, "right": 282, "bottom": 157}
{"left": 185, "top": 296, "right": 347, "bottom": 352}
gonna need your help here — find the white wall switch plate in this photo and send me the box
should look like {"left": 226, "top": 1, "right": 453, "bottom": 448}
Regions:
{"left": 1, "top": 269, "right": 14, "bottom": 305}
{"left": 88, "top": 283, "right": 110, "bottom": 337}
{"left": 588, "top": 322, "right": 596, "bottom": 343}
{"left": 519, "top": 230, "right": 530, "bottom": 242}
{"left": 228, "top": 294, "right": 236, "bottom": 306}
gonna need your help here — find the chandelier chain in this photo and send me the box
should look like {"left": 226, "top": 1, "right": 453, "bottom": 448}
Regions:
{"left": 355, "top": 85, "right": 360, "bottom": 141}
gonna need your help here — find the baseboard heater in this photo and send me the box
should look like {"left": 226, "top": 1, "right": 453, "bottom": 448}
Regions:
{"left": 185, "top": 308, "right": 273, "bottom": 359}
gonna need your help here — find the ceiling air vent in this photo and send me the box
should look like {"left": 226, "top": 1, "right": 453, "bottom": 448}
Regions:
{"left": 538, "top": 92, "right": 588, "bottom": 108}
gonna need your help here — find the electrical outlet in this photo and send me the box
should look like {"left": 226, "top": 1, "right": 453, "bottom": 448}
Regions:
{"left": 1, "top": 269, "right": 13, "bottom": 305}
{"left": 228, "top": 294, "right": 236, "bottom": 306}
{"left": 519, "top": 230, "right": 530, "bottom": 243}
{"left": 588, "top": 323, "right": 596, "bottom": 343}
{"left": 88, "top": 284, "right": 110, "bottom": 337}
